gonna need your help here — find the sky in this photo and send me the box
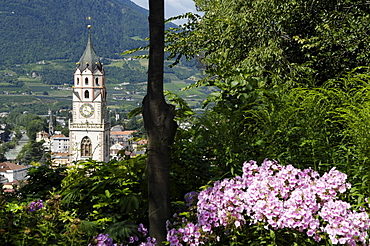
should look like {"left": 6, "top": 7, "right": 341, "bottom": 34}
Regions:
{"left": 130, "top": 0, "right": 198, "bottom": 24}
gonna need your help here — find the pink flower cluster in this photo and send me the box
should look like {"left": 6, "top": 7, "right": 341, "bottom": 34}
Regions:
{"left": 167, "top": 159, "right": 370, "bottom": 245}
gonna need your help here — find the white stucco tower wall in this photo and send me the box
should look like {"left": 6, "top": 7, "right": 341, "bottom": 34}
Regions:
{"left": 69, "top": 29, "right": 110, "bottom": 162}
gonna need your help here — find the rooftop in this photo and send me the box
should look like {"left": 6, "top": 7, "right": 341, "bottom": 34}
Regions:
{"left": 0, "top": 162, "right": 27, "bottom": 172}
{"left": 110, "top": 130, "right": 136, "bottom": 136}
{"left": 50, "top": 134, "right": 67, "bottom": 139}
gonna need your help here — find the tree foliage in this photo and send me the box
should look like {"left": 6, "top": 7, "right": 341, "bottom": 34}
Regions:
{"left": 171, "top": 69, "right": 370, "bottom": 208}
{"left": 1, "top": 157, "right": 150, "bottom": 244}
{"left": 0, "top": 194, "right": 90, "bottom": 245}
{"left": 16, "top": 140, "right": 46, "bottom": 165}
{"left": 166, "top": 0, "right": 370, "bottom": 87}
{"left": 19, "top": 163, "right": 67, "bottom": 200}
{"left": 60, "top": 157, "right": 148, "bottom": 241}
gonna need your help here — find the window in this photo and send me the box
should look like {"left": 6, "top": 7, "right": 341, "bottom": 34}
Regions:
{"left": 85, "top": 90, "right": 89, "bottom": 98}
{"left": 95, "top": 77, "right": 99, "bottom": 85}
{"left": 85, "top": 78, "right": 89, "bottom": 85}
{"left": 81, "top": 137, "right": 92, "bottom": 157}
{"left": 77, "top": 78, "right": 79, "bottom": 85}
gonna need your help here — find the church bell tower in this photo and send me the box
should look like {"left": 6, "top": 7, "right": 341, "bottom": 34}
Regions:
{"left": 69, "top": 26, "right": 110, "bottom": 162}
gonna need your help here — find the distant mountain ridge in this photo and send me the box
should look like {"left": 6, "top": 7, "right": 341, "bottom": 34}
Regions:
{"left": 0, "top": 0, "right": 150, "bottom": 65}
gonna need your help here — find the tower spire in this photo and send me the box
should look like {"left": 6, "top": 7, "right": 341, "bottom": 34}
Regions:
{"left": 48, "top": 109, "right": 54, "bottom": 136}
{"left": 77, "top": 25, "right": 102, "bottom": 72}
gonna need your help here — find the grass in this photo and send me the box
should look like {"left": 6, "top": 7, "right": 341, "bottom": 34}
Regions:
{"left": 106, "top": 60, "right": 125, "bottom": 68}
{"left": 138, "top": 59, "right": 148, "bottom": 67}
{"left": 131, "top": 36, "right": 146, "bottom": 41}
{"left": 18, "top": 76, "right": 39, "bottom": 82}
{"left": 0, "top": 82, "right": 12, "bottom": 86}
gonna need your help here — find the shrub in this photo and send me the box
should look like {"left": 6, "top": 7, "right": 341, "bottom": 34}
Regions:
{"left": 0, "top": 194, "right": 89, "bottom": 245}
{"left": 167, "top": 159, "right": 370, "bottom": 245}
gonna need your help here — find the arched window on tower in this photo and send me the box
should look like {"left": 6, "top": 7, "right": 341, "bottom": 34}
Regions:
{"left": 77, "top": 78, "right": 79, "bottom": 85}
{"left": 81, "top": 137, "right": 92, "bottom": 157}
{"left": 85, "top": 90, "right": 89, "bottom": 99}
{"left": 85, "top": 78, "right": 89, "bottom": 85}
{"left": 95, "top": 77, "right": 99, "bottom": 85}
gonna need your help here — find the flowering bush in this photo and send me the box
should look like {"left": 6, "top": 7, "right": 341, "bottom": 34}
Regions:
{"left": 167, "top": 159, "right": 370, "bottom": 245}
{"left": 89, "top": 224, "right": 156, "bottom": 246}
{"left": 121, "top": 223, "right": 156, "bottom": 246}
{"left": 29, "top": 199, "right": 44, "bottom": 212}
{"left": 0, "top": 194, "right": 89, "bottom": 245}
{"left": 89, "top": 233, "right": 115, "bottom": 246}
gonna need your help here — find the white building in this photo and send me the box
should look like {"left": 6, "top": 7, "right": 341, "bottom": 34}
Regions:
{"left": 35, "top": 131, "right": 51, "bottom": 151}
{"left": 69, "top": 28, "right": 110, "bottom": 162}
{"left": 110, "top": 130, "right": 136, "bottom": 144}
{"left": 0, "top": 162, "right": 29, "bottom": 183}
{"left": 50, "top": 135, "right": 69, "bottom": 153}
{"left": 51, "top": 152, "right": 70, "bottom": 167}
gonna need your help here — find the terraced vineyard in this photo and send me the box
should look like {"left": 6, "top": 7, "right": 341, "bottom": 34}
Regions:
{"left": 0, "top": 57, "right": 213, "bottom": 115}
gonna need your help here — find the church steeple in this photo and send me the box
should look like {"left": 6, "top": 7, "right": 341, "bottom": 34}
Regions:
{"left": 69, "top": 25, "right": 110, "bottom": 163}
{"left": 77, "top": 27, "right": 103, "bottom": 72}
{"left": 48, "top": 110, "right": 54, "bottom": 136}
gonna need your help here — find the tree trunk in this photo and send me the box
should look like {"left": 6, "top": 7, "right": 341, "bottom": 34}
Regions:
{"left": 145, "top": 0, "right": 177, "bottom": 244}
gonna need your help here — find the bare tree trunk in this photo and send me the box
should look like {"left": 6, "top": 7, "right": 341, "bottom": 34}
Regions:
{"left": 145, "top": 0, "right": 177, "bottom": 244}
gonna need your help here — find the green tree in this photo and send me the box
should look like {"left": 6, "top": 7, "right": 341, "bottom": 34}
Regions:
{"left": 170, "top": 69, "right": 370, "bottom": 208}
{"left": 17, "top": 140, "right": 45, "bottom": 165}
{"left": 26, "top": 118, "right": 47, "bottom": 140}
{"left": 125, "top": 116, "right": 140, "bottom": 130}
{"left": 167, "top": 0, "right": 370, "bottom": 87}
{"left": 164, "top": 0, "right": 370, "bottom": 184}
{"left": 0, "top": 153, "right": 6, "bottom": 162}
{"left": 61, "top": 158, "right": 147, "bottom": 241}
{"left": 19, "top": 163, "right": 67, "bottom": 200}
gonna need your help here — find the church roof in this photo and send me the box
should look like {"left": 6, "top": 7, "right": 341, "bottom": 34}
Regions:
{"left": 77, "top": 31, "right": 103, "bottom": 72}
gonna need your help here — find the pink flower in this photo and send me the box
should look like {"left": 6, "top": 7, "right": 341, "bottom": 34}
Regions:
{"left": 167, "top": 159, "right": 370, "bottom": 245}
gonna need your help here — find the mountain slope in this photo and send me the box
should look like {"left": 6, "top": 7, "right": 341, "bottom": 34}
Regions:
{"left": 1, "top": 0, "right": 149, "bottom": 64}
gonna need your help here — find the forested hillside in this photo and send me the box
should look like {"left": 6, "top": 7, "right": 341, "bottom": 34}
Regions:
{"left": 0, "top": 0, "right": 150, "bottom": 64}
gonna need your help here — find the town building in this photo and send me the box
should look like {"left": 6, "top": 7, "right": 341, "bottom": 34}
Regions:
{"left": 50, "top": 134, "right": 69, "bottom": 153}
{"left": 69, "top": 27, "right": 110, "bottom": 162}
{"left": 35, "top": 131, "right": 51, "bottom": 151}
{"left": 51, "top": 152, "right": 69, "bottom": 166}
{"left": 0, "top": 112, "right": 9, "bottom": 117}
{"left": 110, "top": 130, "right": 136, "bottom": 145}
{"left": 0, "top": 162, "right": 29, "bottom": 184}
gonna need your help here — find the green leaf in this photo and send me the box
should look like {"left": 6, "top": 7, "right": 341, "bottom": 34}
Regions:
{"left": 105, "top": 190, "right": 111, "bottom": 198}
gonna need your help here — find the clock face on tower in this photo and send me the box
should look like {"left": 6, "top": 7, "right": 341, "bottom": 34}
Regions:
{"left": 80, "top": 103, "right": 95, "bottom": 118}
